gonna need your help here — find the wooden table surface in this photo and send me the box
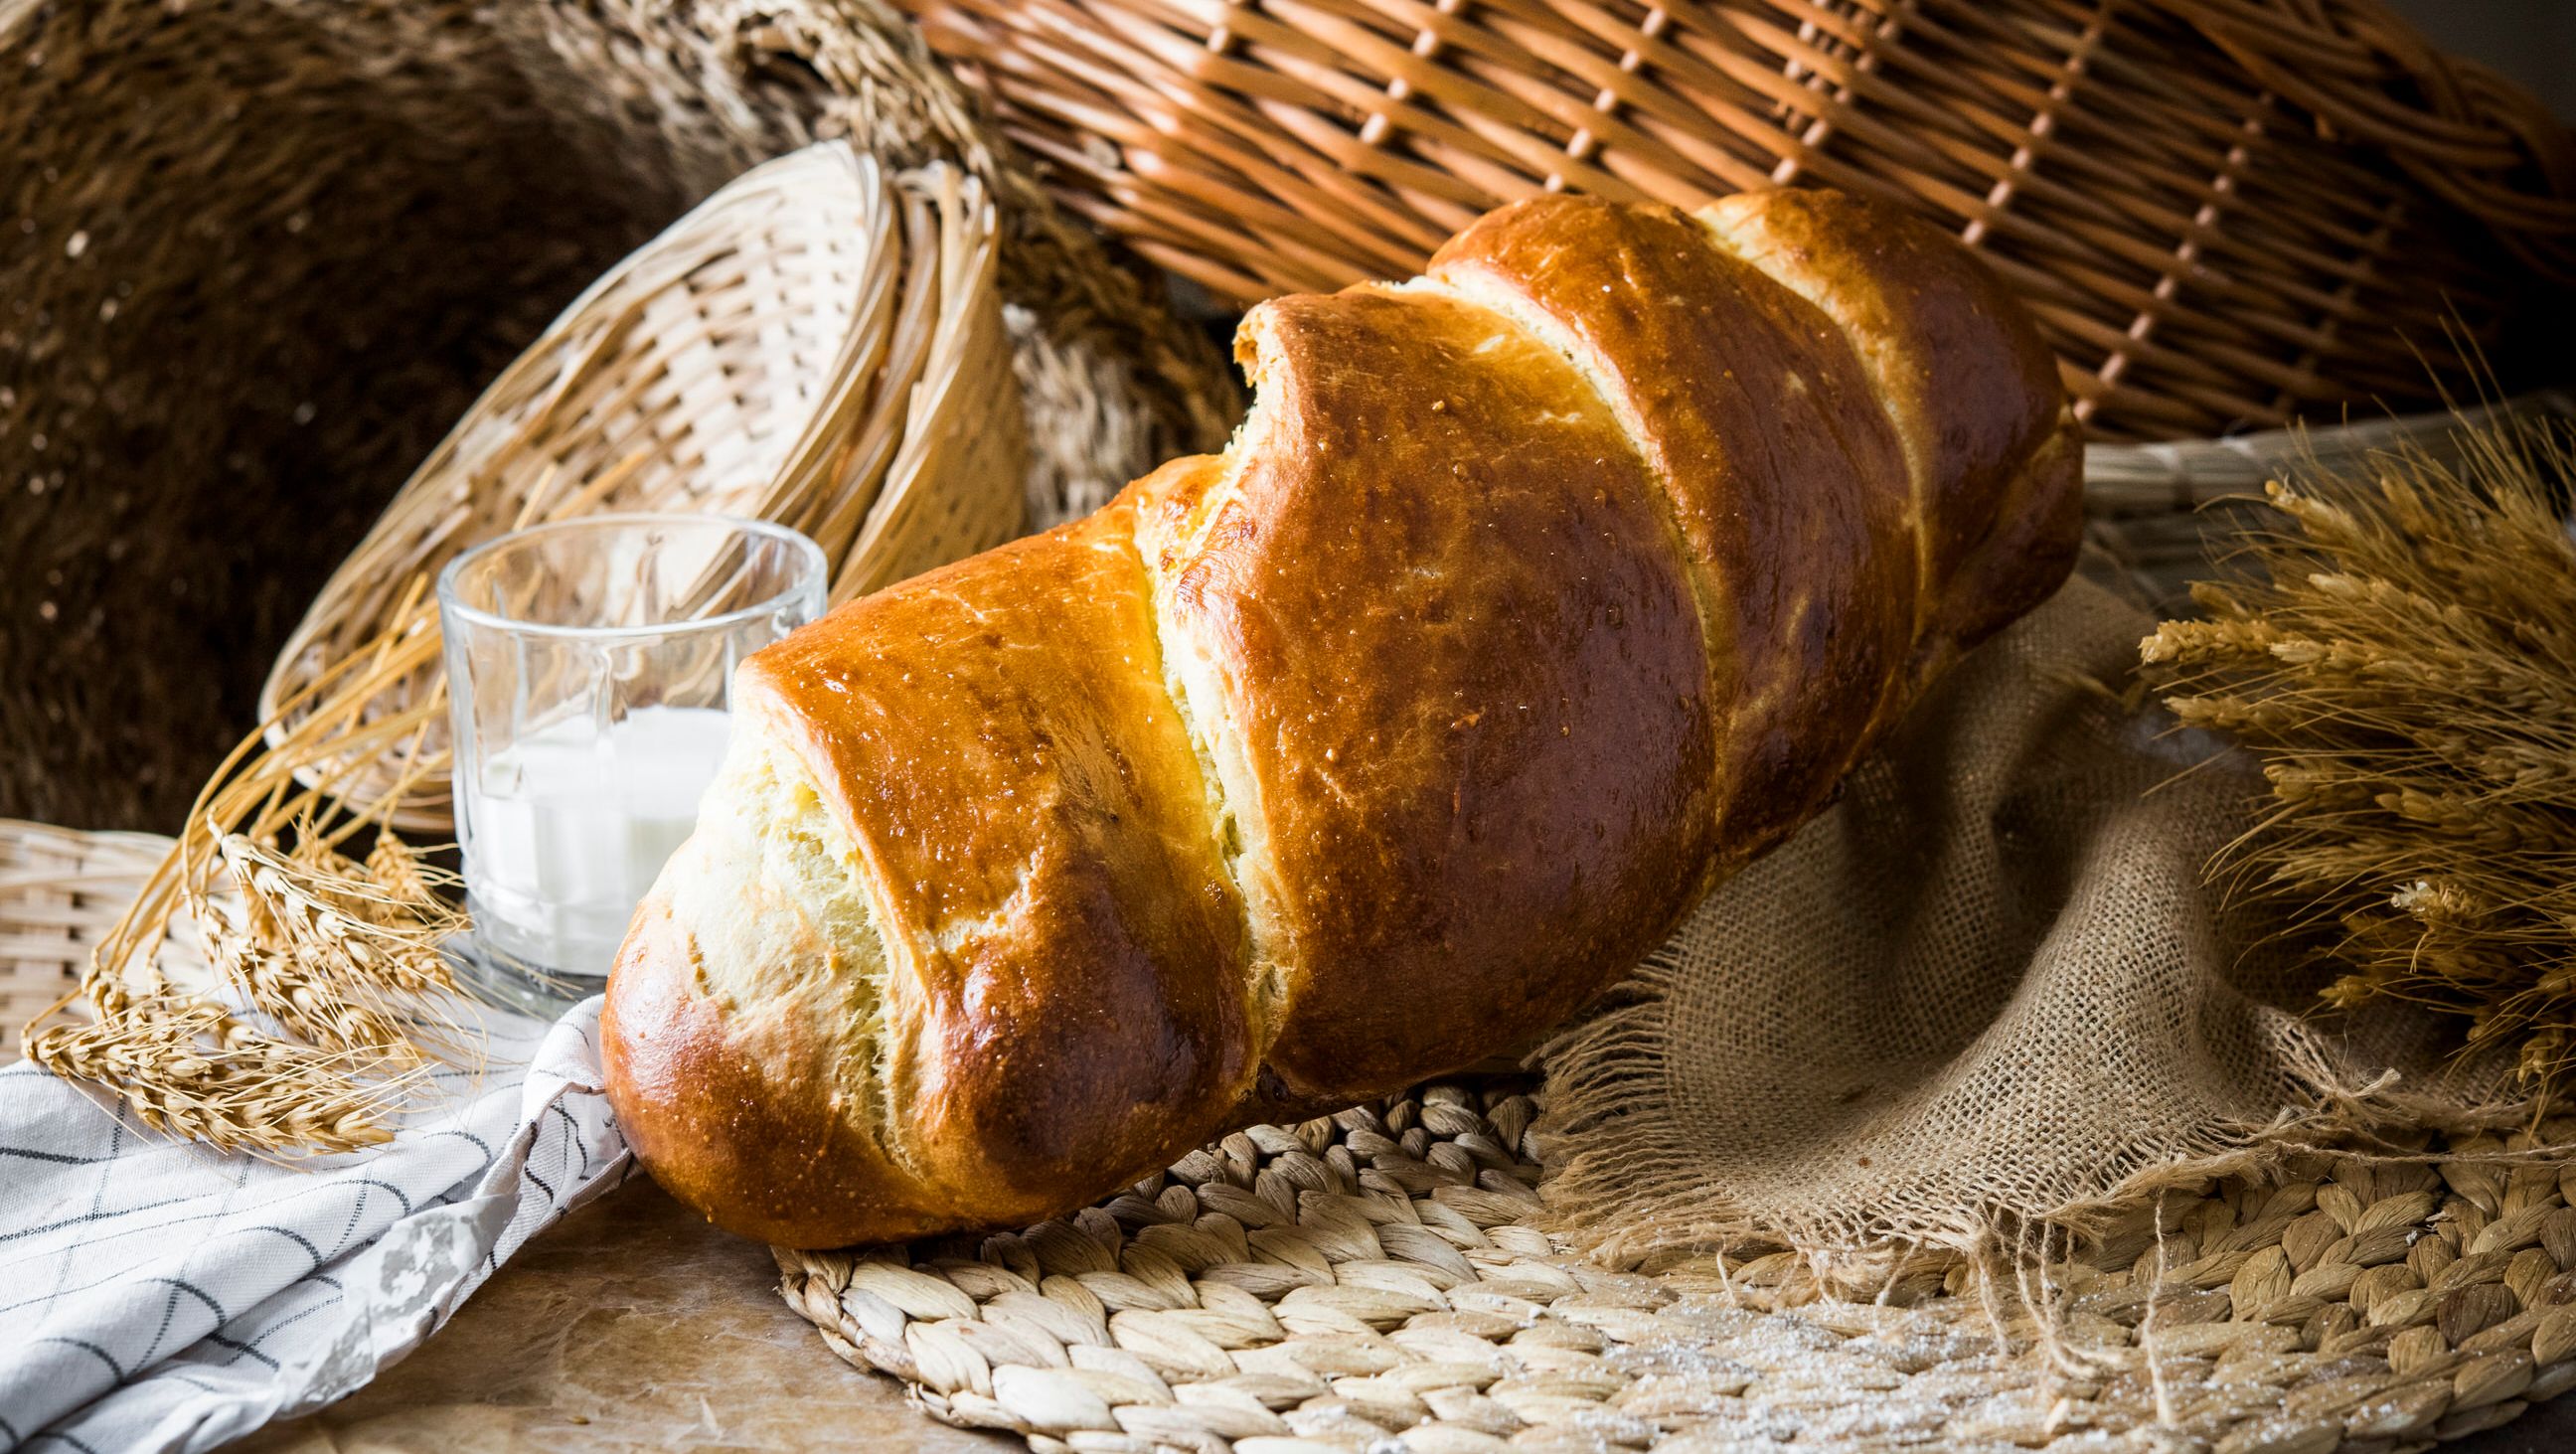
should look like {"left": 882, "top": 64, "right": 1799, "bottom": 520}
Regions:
{"left": 234, "top": 1177, "right": 1006, "bottom": 1454}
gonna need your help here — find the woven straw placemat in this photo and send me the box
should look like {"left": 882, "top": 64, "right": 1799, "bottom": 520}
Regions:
{"left": 778, "top": 1080, "right": 2576, "bottom": 1452}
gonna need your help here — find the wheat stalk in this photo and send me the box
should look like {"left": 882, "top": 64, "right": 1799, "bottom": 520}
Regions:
{"left": 19, "top": 596, "right": 482, "bottom": 1155}
{"left": 2142, "top": 411, "right": 2576, "bottom": 1084}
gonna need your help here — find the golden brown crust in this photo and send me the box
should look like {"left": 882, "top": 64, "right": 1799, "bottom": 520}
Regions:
{"left": 605, "top": 502, "right": 1257, "bottom": 1245}
{"left": 1427, "top": 196, "right": 1915, "bottom": 864}
{"left": 605, "top": 187, "right": 2083, "bottom": 1249}
{"left": 602, "top": 889, "right": 950, "bottom": 1248}
{"left": 1156, "top": 285, "right": 1715, "bottom": 1105}
{"left": 761, "top": 502, "right": 1252, "bottom": 1212}
{"left": 1696, "top": 188, "right": 2082, "bottom": 668}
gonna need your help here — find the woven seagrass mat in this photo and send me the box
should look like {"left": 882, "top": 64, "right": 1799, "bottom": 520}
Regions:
{"left": 778, "top": 1078, "right": 2576, "bottom": 1454}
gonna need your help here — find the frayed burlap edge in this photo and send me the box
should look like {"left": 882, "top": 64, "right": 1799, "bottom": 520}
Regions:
{"left": 1533, "top": 961, "right": 2547, "bottom": 1281}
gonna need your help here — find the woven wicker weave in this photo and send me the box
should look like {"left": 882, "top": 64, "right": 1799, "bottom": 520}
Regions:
{"left": 0, "top": 0, "right": 1233, "bottom": 834}
{"left": 252, "top": 143, "right": 1021, "bottom": 831}
{"left": 777, "top": 1077, "right": 2576, "bottom": 1453}
{"left": 2082, "top": 390, "right": 2576, "bottom": 616}
{"left": 0, "top": 822, "right": 209, "bottom": 1059}
{"left": 900, "top": 0, "right": 2576, "bottom": 444}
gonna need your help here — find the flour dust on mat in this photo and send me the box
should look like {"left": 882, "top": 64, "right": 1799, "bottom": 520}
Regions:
{"left": 775, "top": 1073, "right": 2576, "bottom": 1454}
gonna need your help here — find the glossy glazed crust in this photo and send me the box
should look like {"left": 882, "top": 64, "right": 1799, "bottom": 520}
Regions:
{"left": 1427, "top": 198, "right": 1915, "bottom": 868}
{"left": 607, "top": 502, "right": 1258, "bottom": 1244}
{"left": 1153, "top": 286, "right": 1715, "bottom": 1105}
{"left": 757, "top": 499, "right": 1257, "bottom": 1212}
{"left": 605, "top": 187, "right": 2082, "bottom": 1248}
{"left": 603, "top": 882, "right": 949, "bottom": 1247}
{"left": 1696, "top": 189, "right": 2082, "bottom": 665}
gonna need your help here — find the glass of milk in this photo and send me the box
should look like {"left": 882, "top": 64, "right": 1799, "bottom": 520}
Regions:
{"left": 437, "top": 515, "right": 826, "bottom": 1008}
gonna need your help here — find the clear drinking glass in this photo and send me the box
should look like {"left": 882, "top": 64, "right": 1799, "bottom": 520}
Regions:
{"left": 437, "top": 515, "right": 826, "bottom": 1010}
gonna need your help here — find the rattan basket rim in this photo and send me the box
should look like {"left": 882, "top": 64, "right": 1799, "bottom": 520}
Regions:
{"left": 247, "top": 140, "right": 1024, "bottom": 833}
{"left": 902, "top": 0, "right": 2575, "bottom": 443}
{"left": 2082, "top": 389, "right": 2576, "bottom": 516}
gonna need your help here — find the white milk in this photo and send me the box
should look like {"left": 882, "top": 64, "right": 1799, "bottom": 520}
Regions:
{"left": 462, "top": 705, "right": 733, "bottom": 979}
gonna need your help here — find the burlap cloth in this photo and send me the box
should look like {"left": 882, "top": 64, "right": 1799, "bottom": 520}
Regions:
{"left": 1539, "top": 572, "right": 2504, "bottom": 1267}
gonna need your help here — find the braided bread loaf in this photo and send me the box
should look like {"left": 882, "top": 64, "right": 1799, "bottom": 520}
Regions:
{"left": 603, "top": 189, "right": 2082, "bottom": 1248}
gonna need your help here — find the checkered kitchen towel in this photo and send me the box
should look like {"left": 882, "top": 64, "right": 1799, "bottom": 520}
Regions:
{"left": 0, "top": 1000, "right": 628, "bottom": 1453}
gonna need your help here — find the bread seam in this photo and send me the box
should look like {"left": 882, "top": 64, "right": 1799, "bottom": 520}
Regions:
{"left": 1114, "top": 521, "right": 1278, "bottom": 1064}
{"left": 1129, "top": 375, "right": 1295, "bottom": 1068}
{"left": 683, "top": 720, "right": 920, "bottom": 1180}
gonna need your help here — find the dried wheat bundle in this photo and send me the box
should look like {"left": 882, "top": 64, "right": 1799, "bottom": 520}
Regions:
{"left": 25, "top": 645, "right": 463, "bottom": 1153}
{"left": 2142, "top": 413, "right": 2576, "bottom": 1084}
{"left": 19, "top": 143, "right": 1027, "bottom": 1155}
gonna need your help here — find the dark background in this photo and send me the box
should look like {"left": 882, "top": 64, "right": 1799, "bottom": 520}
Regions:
{"left": 2395, "top": 1, "right": 2576, "bottom": 122}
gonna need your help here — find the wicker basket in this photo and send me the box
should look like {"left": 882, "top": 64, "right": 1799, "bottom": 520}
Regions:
{"left": 900, "top": 0, "right": 2576, "bottom": 443}
{"left": 252, "top": 142, "right": 1023, "bottom": 832}
{"left": 0, "top": 0, "right": 1233, "bottom": 835}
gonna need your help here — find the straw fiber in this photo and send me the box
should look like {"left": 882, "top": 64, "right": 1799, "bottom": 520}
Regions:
{"left": 256, "top": 142, "right": 1020, "bottom": 830}
{"left": 899, "top": 0, "right": 2576, "bottom": 443}
{"left": 2082, "top": 390, "right": 2576, "bottom": 616}
{"left": 0, "top": 0, "right": 1234, "bottom": 835}
{"left": 777, "top": 1076, "right": 2576, "bottom": 1453}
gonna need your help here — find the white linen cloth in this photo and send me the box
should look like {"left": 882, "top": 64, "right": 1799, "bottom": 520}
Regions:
{"left": 0, "top": 999, "right": 628, "bottom": 1453}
